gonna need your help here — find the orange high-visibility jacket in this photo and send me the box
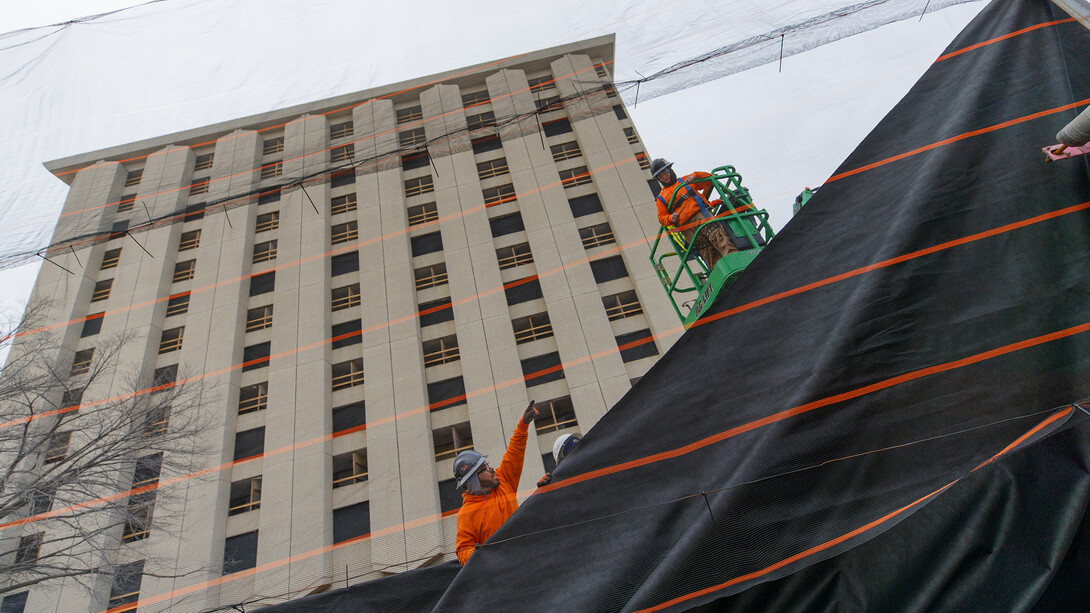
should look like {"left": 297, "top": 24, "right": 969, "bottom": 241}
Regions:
{"left": 656, "top": 171, "right": 714, "bottom": 228}
{"left": 455, "top": 420, "right": 529, "bottom": 564}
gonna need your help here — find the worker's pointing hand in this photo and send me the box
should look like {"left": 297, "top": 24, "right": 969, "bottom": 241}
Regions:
{"left": 522, "top": 400, "right": 538, "bottom": 425}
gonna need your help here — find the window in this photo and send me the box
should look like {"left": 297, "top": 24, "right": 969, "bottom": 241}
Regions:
{"left": 331, "top": 144, "right": 354, "bottom": 163}
{"left": 512, "top": 312, "right": 553, "bottom": 343}
{"left": 331, "top": 169, "right": 356, "bottom": 188}
{"left": 536, "top": 96, "right": 563, "bottom": 113}
{"left": 14, "top": 533, "right": 42, "bottom": 564}
{"left": 396, "top": 105, "right": 423, "bottom": 124}
{"left": 624, "top": 127, "right": 639, "bottom": 144}
{"left": 252, "top": 240, "right": 277, "bottom": 263}
{"left": 108, "top": 560, "right": 144, "bottom": 611}
{"left": 249, "top": 271, "right": 275, "bottom": 296}
{"left": 614, "top": 105, "right": 627, "bottom": 120}
{"left": 223, "top": 531, "right": 258, "bottom": 575}
{"left": 166, "top": 292, "right": 190, "bottom": 317}
{"left": 422, "top": 334, "right": 460, "bottom": 366}
{"left": 122, "top": 490, "right": 155, "bottom": 541}
{"left": 71, "top": 348, "right": 94, "bottom": 375}
{"left": 330, "top": 120, "right": 354, "bottom": 139}
{"left": 522, "top": 351, "right": 565, "bottom": 386}
{"left": 408, "top": 202, "right": 438, "bottom": 226}
{"left": 81, "top": 312, "right": 104, "bottom": 337}
{"left": 143, "top": 403, "right": 169, "bottom": 436}
{"left": 533, "top": 396, "right": 578, "bottom": 434}
{"left": 228, "top": 477, "right": 262, "bottom": 516}
{"left": 238, "top": 382, "right": 268, "bottom": 415}
{"left": 331, "top": 193, "right": 357, "bottom": 215}
{"left": 61, "top": 387, "right": 84, "bottom": 410}
{"left": 527, "top": 75, "right": 556, "bottom": 92}
{"left": 173, "top": 260, "right": 196, "bottom": 282}
{"left": 195, "top": 152, "right": 214, "bottom": 171}
{"left": 189, "top": 178, "right": 210, "bottom": 195}
{"left": 179, "top": 229, "right": 200, "bottom": 251}
{"left": 466, "top": 112, "right": 497, "bottom": 131}
{"left": 0, "top": 592, "right": 28, "bottom": 613}
{"left": 331, "top": 319, "right": 362, "bottom": 349}
{"left": 579, "top": 222, "right": 615, "bottom": 249}
{"left": 399, "top": 127, "right": 426, "bottom": 147}
{"left": 331, "top": 221, "right": 358, "bottom": 245}
{"left": 482, "top": 184, "right": 516, "bottom": 207}
{"left": 559, "top": 166, "right": 592, "bottom": 188}
{"left": 477, "top": 157, "right": 509, "bottom": 180}
{"left": 332, "top": 451, "right": 368, "bottom": 488}
{"left": 438, "top": 479, "right": 462, "bottom": 513}
{"left": 43, "top": 431, "right": 71, "bottom": 464}
{"left": 332, "top": 401, "right": 366, "bottom": 433}
{"left": 332, "top": 284, "right": 361, "bottom": 311}
{"left": 414, "top": 262, "right": 448, "bottom": 289}
{"left": 603, "top": 290, "right": 643, "bottom": 321}
{"left": 543, "top": 452, "right": 556, "bottom": 474}
{"left": 152, "top": 365, "right": 178, "bottom": 387}
{"left": 635, "top": 151, "right": 651, "bottom": 170}
{"left": 542, "top": 118, "right": 572, "bottom": 137}
{"left": 101, "top": 248, "right": 122, "bottom": 270}
{"left": 133, "top": 453, "right": 163, "bottom": 488}
{"left": 255, "top": 211, "right": 279, "bottom": 233}
{"left": 263, "top": 136, "right": 284, "bottom": 155}
{"left": 233, "top": 427, "right": 265, "bottom": 462}
{"left": 109, "top": 220, "right": 129, "bottom": 240}
{"left": 331, "top": 252, "right": 359, "bottom": 276}
{"left": 590, "top": 255, "right": 628, "bottom": 283}
{"left": 550, "top": 141, "right": 581, "bottom": 162}
{"left": 402, "top": 151, "right": 430, "bottom": 170}
{"left": 602, "top": 84, "right": 619, "bottom": 98}
{"left": 648, "top": 179, "right": 660, "bottom": 195}
{"left": 472, "top": 135, "right": 502, "bottom": 155}
{"left": 242, "top": 342, "right": 271, "bottom": 372}
{"left": 245, "top": 305, "right": 273, "bottom": 332}
{"left": 258, "top": 188, "right": 281, "bottom": 205}
{"left": 332, "top": 358, "right": 364, "bottom": 391}
{"left": 433, "top": 422, "right": 473, "bottom": 461}
{"left": 462, "top": 90, "right": 490, "bottom": 107}
{"left": 497, "top": 243, "right": 533, "bottom": 270}
{"left": 489, "top": 212, "right": 525, "bottom": 238}
{"left": 617, "top": 329, "right": 658, "bottom": 362}
{"left": 181, "top": 203, "right": 205, "bottom": 221}
{"left": 158, "top": 327, "right": 183, "bottom": 354}
{"left": 428, "top": 376, "right": 466, "bottom": 411}
{"left": 410, "top": 232, "right": 443, "bottom": 256}
{"left": 91, "top": 279, "right": 113, "bottom": 302}
{"left": 260, "top": 161, "right": 282, "bottom": 180}
{"left": 404, "top": 175, "right": 434, "bottom": 197}
{"left": 505, "top": 277, "right": 543, "bottom": 305}
{"left": 594, "top": 63, "right": 609, "bottom": 78}
{"left": 124, "top": 169, "right": 143, "bottom": 187}
{"left": 418, "top": 297, "right": 454, "bottom": 327}
{"left": 333, "top": 501, "right": 371, "bottom": 544}
{"left": 118, "top": 194, "right": 136, "bottom": 212}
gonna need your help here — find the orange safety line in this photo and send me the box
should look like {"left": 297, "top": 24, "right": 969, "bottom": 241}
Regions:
{"left": 633, "top": 407, "right": 1073, "bottom": 613}
{"left": 825, "top": 97, "right": 1090, "bottom": 183}
{"left": 935, "top": 18, "right": 1075, "bottom": 62}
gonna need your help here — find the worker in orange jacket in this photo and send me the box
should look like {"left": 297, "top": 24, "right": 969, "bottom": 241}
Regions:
{"left": 453, "top": 401, "right": 539, "bottom": 564}
{"left": 651, "top": 158, "right": 737, "bottom": 269}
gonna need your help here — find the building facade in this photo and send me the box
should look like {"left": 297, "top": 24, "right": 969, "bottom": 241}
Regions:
{"left": 6, "top": 35, "right": 682, "bottom": 612}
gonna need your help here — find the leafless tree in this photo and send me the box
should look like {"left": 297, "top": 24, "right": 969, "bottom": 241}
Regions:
{"left": 0, "top": 300, "right": 214, "bottom": 600}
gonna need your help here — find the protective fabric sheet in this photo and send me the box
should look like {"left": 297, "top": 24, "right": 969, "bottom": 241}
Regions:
{"left": 257, "top": 1, "right": 1090, "bottom": 611}
{"left": 255, "top": 562, "right": 460, "bottom": 613}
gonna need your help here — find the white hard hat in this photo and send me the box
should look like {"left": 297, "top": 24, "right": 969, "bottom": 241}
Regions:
{"left": 552, "top": 432, "right": 582, "bottom": 465}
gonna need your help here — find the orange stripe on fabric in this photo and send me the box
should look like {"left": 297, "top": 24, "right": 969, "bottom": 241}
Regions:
{"left": 935, "top": 18, "right": 1076, "bottom": 62}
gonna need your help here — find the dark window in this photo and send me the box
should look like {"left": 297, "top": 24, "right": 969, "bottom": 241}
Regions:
{"left": 331, "top": 169, "right": 356, "bottom": 188}
{"left": 43, "top": 432, "right": 70, "bottom": 464}
{"left": 472, "top": 135, "right": 502, "bottom": 155}
{"left": 483, "top": 184, "right": 516, "bottom": 207}
{"left": 256, "top": 211, "right": 279, "bottom": 232}
{"left": 542, "top": 452, "right": 556, "bottom": 473}
{"left": 433, "top": 422, "right": 472, "bottom": 460}
{"left": 81, "top": 312, "right": 104, "bottom": 337}
{"left": 419, "top": 297, "right": 454, "bottom": 327}
{"left": 497, "top": 243, "right": 533, "bottom": 270}
{"left": 228, "top": 477, "right": 262, "bottom": 516}
{"left": 245, "top": 305, "right": 274, "bottom": 332}
{"left": 223, "top": 531, "right": 258, "bottom": 575}
{"left": 410, "top": 232, "right": 443, "bottom": 257}
{"left": 579, "top": 222, "right": 615, "bottom": 249}
{"left": 489, "top": 212, "right": 525, "bottom": 238}
{"left": 428, "top": 376, "right": 466, "bottom": 411}
{"left": 133, "top": 453, "right": 163, "bottom": 488}
{"left": 14, "top": 533, "right": 42, "bottom": 564}
{"left": 122, "top": 491, "right": 154, "bottom": 541}
{"left": 117, "top": 194, "right": 135, "bottom": 212}
{"left": 331, "top": 284, "right": 361, "bottom": 311}
{"left": 528, "top": 75, "right": 555, "bottom": 92}
{"left": 407, "top": 202, "right": 438, "bottom": 226}
{"left": 252, "top": 240, "right": 278, "bottom": 263}
{"left": 173, "top": 259, "right": 196, "bottom": 282}
{"left": 1, "top": 593, "right": 28, "bottom": 613}
{"left": 332, "top": 401, "right": 366, "bottom": 433}
{"left": 550, "top": 141, "right": 581, "bottom": 162}
{"left": 61, "top": 387, "right": 84, "bottom": 409}
{"left": 422, "top": 334, "right": 460, "bottom": 367}
{"left": 331, "top": 252, "right": 359, "bottom": 276}
{"left": 462, "top": 90, "right": 491, "bottom": 107}
{"left": 613, "top": 105, "right": 627, "bottom": 120}
{"left": 101, "top": 248, "right": 122, "bottom": 270}
{"left": 616, "top": 329, "right": 658, "bottom": 362}
{"left": 404, "top": 175, "right": 434, "bottom": 197}
{"left": 242, "top": 342, "right": 270, "bottom": 372}
{"left": 331, "top": 319, "right": 362, "bottom": 349}
{"left": 648, "top": 179, "right": 660, "bottom": 195}
{"left": 397, "top": 106, "right": 423, "bottom": 124}
{"left": 330, "top": 120, "right": 354, "bottom": 139}
{"left": 402, "top": 151, "right": 430, "bottom": 170}
{"left": 568, "top": 193, "right": 603, "bottom": 217}
{"left": 71, "top": 348, "right": 95, "bottom": 375}
{"left": 27, "top": 486, "right": 55, "bottom": 517}
{"left": 536, "top": 96, "right": 563, "bottom": 113}
{"left": 542, "top": 118, "right": 572, "bottom": 137}
{"left": 333, "top": 501, "right": 370, "bottom": 543}
{"left": 399, "top": 128, "right": 426, "bottom": 148}
{"left": 414, "top": 263, "right": 448, "bottom": 289}
{"left": 438, "top": 479, "right": 462, "bottom": 513}
{"left": 331, "top": 144, "right": 354, "bottom": 163}
{"left": 331, "top": 194, "right": 357, "bottom": 215}
{"left": 477, "top": 157, "right": 509, "bottom": 179}
{"left": 238, "top": 382, "right": 268, "bottom": 414}
{"left": 109, "top": 220, "right": 129, "bottom": 240}
{"left": 332, "top": 450, "right": 368, "bottom": 487}
{"left": 259, "top": 161, "right": 282, "bottom": 180}
{"left": 505, "top": 277, "right": 543, "bottom": 305}
{"left": 512, "top": 312, "right": 553, "bottom": 344}
{"left": 559, "top": 166, "right": 592, "bottom": 188}
{"left": 124, "top": 169, "right": 143, "bottom": 187}
{"left": 534, "top": 396, "right": 578, "bottom": 434}
{"left": 195, "top": 153, "right": 214, "bottom": 171}
{"left": 152, "top": 365, "right": 178, "bottom": 387}
{"left": 108, "top": 560, "right": 144, "bottom": 609}
{"left": 233, "top": 428, "right": 265, "bottom": 462}
{"left": 181, "top": 203, "right": 205, "bottom": 221}
{"left": 189, "top": 178, "right": 210, "bottom": 195}
{"left": 522, "top": 352, "right": 565, "bottom": 386}
{"left": 590, "top": 255, "right": 628, "bottom": 283}
{"left": 263, "top": 136, "right": 284, "bottom": 155}
{"left": 331, "top": 359, "right": 364, "bottom": 391}
{"left": 258, "top": 189, "right": 281, "bottom": 205}
{"left": 158, "top": 326, "right": 184, "bottom": 353}
{"left": 178, "top": 229, "right": 201, "bottom": 251}
{"left": 249, "top": 271, "right": 275, "bottom": 296}
{"left": 466, "top": 112, "right": 497, "bottom": 131}
{"left": 602, "top": 290, "right": 643, "bottom": 320}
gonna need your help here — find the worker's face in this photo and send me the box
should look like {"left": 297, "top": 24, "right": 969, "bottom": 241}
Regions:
{"left": 656, "top": 170, "right": 671, "bottom": 185}
{"left": 477, "top": 462, "right": 499, "bottom": 492}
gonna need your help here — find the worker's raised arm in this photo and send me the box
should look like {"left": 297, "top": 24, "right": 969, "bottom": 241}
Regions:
{"left": 495, "top": 402, "right": 536, "bottom": 486}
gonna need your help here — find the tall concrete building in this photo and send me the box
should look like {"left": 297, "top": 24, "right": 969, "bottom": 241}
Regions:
{"left": 6, "top": 35, "right": 681, "bottom": 612}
